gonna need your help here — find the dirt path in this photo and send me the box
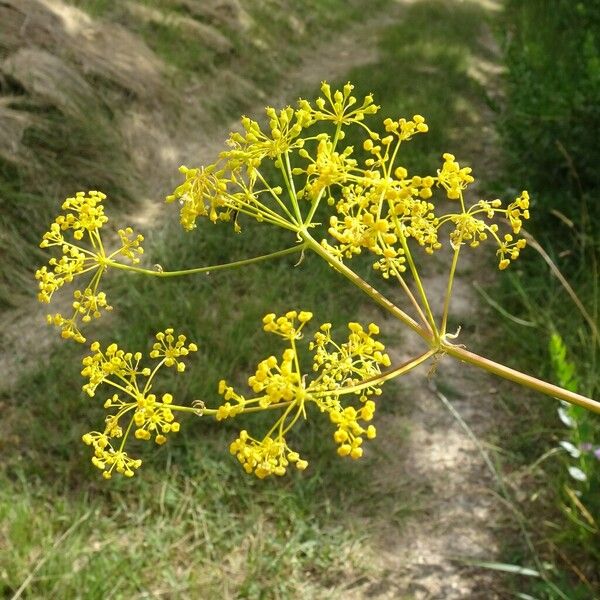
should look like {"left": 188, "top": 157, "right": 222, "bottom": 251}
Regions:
{"left": 347, "top": 3, "right": 508, "bottom": 596}
{"left": 356, "top": 255, "right": 505, "bottom": 599}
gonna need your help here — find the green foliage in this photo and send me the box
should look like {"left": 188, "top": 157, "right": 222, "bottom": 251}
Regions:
{"left": 489, "top": 265, "right": 600, "bottom": 596}
{"left": 548, "top": 332, "right": 599, "bottom": 557}
{"left": 549, "top": 333, "right": 579, "bottom": 393}
{"left": 502, "top": 0, "right": 600, "bottom": 201}
{"left": 494, "top": 3, "right": 600, "bottom": 594}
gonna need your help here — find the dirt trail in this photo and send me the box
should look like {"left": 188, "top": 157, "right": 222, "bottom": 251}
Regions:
{"left": 3, "top": 1, "right": 510, "bottom": 596}
{"left": 343, "top": 2, "right": 509, "bottom": 596}
{"left": 356, "top": 259, "right": 505, "bottom": 599}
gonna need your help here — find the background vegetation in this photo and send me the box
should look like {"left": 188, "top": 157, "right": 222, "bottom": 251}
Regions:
{"left": 493, "top": 0, "right": 600, "bottom": 596}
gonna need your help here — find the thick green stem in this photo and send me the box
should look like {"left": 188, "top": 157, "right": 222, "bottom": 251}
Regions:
{"left": 443, "top": 342, "right": 600, "bottom": 414}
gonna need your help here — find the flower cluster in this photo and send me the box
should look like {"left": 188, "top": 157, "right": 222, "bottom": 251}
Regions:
{"left": 330, "top": 403, "right": 377, "bottom": 459}
{"left": 294, "top": 138, "right": 358, "bottom": 201}
{"left": 229, "top": 430, "right": 308, "bottom": 479}
{"left": 222, "top": 106, "right": 310, "bottom": 172}
{"left": 166, "top": 165, "right": 230, "bottom": 231}
{"left": 216, "top": 311, "right": 390, "bottom": 479}
{"left": 166, "top": 82, "right": 380, "bottom": 232}
{"left": 42, "top": 83, "right": 542, "bottom": 484}
{"left": 436, "top": 191, "right": 529, "bottom": 268}
{"left": 437, "top": 152, "right": 475, "bottom": 200}
{"left": 165, "top": 80, "right": 532, "bottom": 276}
{"left": 321, "top": 138, "right": 529, "bottom": 272}
{"left": 35, "top": 191, "right": 145, "bottom": 343}
{"left": 81, "top": 330, "right": 198, "bottom": 479}
{"left": 297, "top": 81, "right": 379, "bottom": 127}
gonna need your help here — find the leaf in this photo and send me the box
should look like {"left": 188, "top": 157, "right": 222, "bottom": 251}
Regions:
{"left": 467, "top": 560, "right": 541, "bottom": 577}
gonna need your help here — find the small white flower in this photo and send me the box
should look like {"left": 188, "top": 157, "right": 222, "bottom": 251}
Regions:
{"left": 567, "top": 466, "right": 587, "bottom": 482}
{"left": 558, "top": 407, "right": 574, "bottom": 428}
{"left": 559, "top": 440, "right": 581, "bottom": 458}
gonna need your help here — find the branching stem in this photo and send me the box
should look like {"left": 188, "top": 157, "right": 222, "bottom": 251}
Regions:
{"left": 298, "top": 229, "right": 600, "bottom": 413}
{"left": 300, "top": 230, "right": 430, "bottom": 342}
{"left": 106, "top": 244, "right": 306, "bottom": 278}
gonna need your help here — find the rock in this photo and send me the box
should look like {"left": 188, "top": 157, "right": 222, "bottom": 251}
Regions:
{"left": 1, "top": 48, "right": 98, "bottom": 117}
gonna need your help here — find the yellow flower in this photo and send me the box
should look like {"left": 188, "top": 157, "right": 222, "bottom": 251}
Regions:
{"left": 81, "top": 330, "right": 198, "bottom": 478}
{"left": 383, "top": 114, "right": 429, "bottom": 141}
{"left": 221, "top": 106, "right": 308, "bottom": 172}
{"left": 295, "top": 137, "right": 358, "bottom": 200}
{"left": 437, "top": 153, "right": 475, "bottom": 200}
{"left": 218, "top": 312, "right": 389, "bottom": 479}
{"left": 435, "top": 191, "right": 529, "bottom": 268}
{"left": 149, "top": 328, "right": 198, "bottom": 372}
{"left": 36, "top": 191, "right": 144, "bottom": 342}
{"left": 299, "top": 81, "right": 379, "bottom": 127}
{"left": 83, "top": 432, "right": 142, "bottom": 479}
{"left": 262, "top": 310, "right": 313, "bottom": 339}
{"left": 166, "top": 165, "right": 230, "bottom": 230}
{"left": 229, "top": 430, "right": 305, "bottom": 479}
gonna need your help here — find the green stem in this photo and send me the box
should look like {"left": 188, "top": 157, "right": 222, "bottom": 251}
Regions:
{"left": 397, "top": 230, "right": 439, "bottom": 339}
{"left": 106, "top": 244, "right": 306, "bottom": 278}
{"left": 265, "top": 402, "right": 297, "bottom": 440}
{"left": 255, "top": 170, "right": 297, "bottom": 223}
{"left": 170, "top": 404, "right": 206, "bottom": 416}
{"left": 300, "top": 230, "right": 432, "bottom": 343}
{"left": 117, "top": 415, "right": 135, "bottom": 454}
{"left": 301, "top": 230, "right": 599, "bottom": 413}
{"left": 391, "top": 263, "right": 432, "bottom": 332}
{"left": 440, "top": 245, "right": 461, "bottom": 335}
{"left": 443, "top": 342, "right": 600, "bottom": 414}
{"left": 313, "top": 350, "right": 436, "bottom": 398}
{"left": 240, "top": 401, "right": 292, "bottom": 415}
{"left": 279, "top": 152, "right": 302, "bottom": 223}
{"left": 143, "top": 358, "right": 166, "bottom": 395}
{"left": 303, "top": 188, "right": 326, "bottom": 228}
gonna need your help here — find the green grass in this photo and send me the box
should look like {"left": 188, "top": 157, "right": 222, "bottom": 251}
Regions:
{"left": 483, "top": 1, "right": 600, "bottom": 597}
{"left": 0, "top": 105, "right": 134, "bottom": 309}
{"left": 1, "top": 1, "right": 515, "bottom": 596}
{"left": 484, "top": 237, "right": 600, "bottom": 598}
